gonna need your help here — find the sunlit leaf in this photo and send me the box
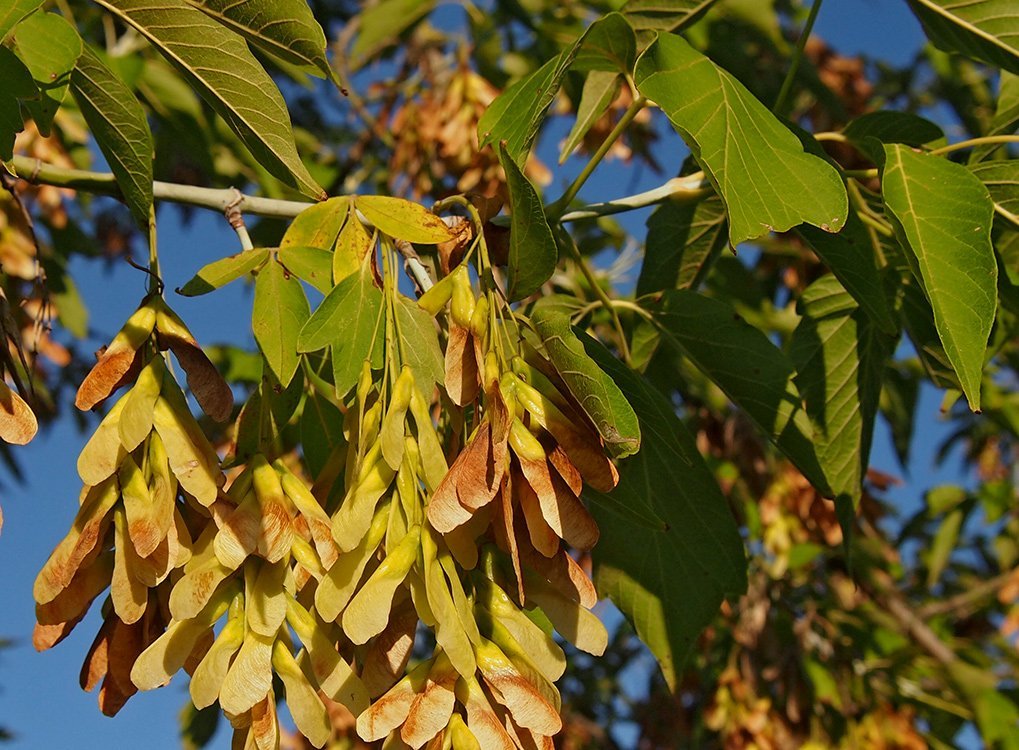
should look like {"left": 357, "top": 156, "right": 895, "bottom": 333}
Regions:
{"left": 178, "top": 247, "right": 268, "bottom": 297}
{"left": 907, "top": 0, "right": 1019, "bottom": 75}
{"left": 559, "top": 71, "right": 620, "bottom": 164}
{"left": 356, "top": 196, "right": 453, "bottom": 244}
{"left": 70, "top": 45, "right": 153, "bottom": 229}
{"left": 881, "top": 144, "right": 997, "bottom": 411}
{"left": 5, "top": 11, "right": 81, "bottom": 136}
{"left": 253, "top": 255, "right": 309, "bottom": 388}
{"left": 497, "top": 144, "right": 557, "bottom": 300}
{"left": 635, "top": 33, "right": 847, "bottom": 245}
{"left": 585, "top": 335, "right": 746, "bottom": 687}
{"left": 94, "top": 0, "right": 325, "bottom": 198}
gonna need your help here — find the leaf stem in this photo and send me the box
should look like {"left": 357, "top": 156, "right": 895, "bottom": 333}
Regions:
{"left": 773, "top": 0, "right": 823, "bottom": 118}
{"left": 928, "top": 134, "right": 1019, "bottom": 156}
{"left": 547, "top": 95, "right": 647, "bottom": 220}
{"left": 557, "top": 227, "right": 631, "bottom": 365}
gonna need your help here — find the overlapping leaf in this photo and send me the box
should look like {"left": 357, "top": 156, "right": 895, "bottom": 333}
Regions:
{"left": 970, "top": 159, "right": 1019, "bottom": 226}
{"left": 621, "top": 0, "right": 720, "bottom": 34}
{"left": 651, "top": 290, "right": 831, "bottom": 494}
{"left": 497, "top": 144, "right": 557, "bottom": 300}
{"left": 971, "top": 72, "right": 1019, "bottom": 162}
{"left": 0, "top": 46, "right": 35, "bottom": 161}
{"left": 881, "top": 144, "right": 997, "bottom": 411}
{"left": 94, "top": 0, "right": 325, "bottom": 199}
{"left": 790, "top": 275, "right": 894, "bottom": 520}
{"left": 179, "top": 247, "right": 269, "bottom": 297}
{"left": 634, "top": 33, "right": 848, "bottom": 245}
{"left": 253, "top": 256, "right": 309, "bottom": 388}
{"left": 907, "top": 0, "right": 1019, "bottom": 75}
{"left": 0, "top": 0, "right": 42, "bottom": 39}
{"left": 531, "top": 308, "right": 640, "bottom": 458}
{"left": 71, "top": 46, "right": 153, "bottom": 229}
{"left": 479, "top": 45, "right": 583, "bottom": 165}
{"left": 584, "top": 335, "right": 745, "bottom": 688}
{"left": 185, "top": 0, "right": 336, "bottom": 82}
{"left": 5, "top": 11, "right": 81, "bottom": 136}
{"left": 560, "top": 71, "right": 619, "bottom": 164}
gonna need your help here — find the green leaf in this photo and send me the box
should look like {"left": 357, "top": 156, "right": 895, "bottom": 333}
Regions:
{"left": 651, "top": 290, "right": 831, "bottom": 494}
{"left": 969, "top": 159, "right": 1019, "bottom": 226}
{"left": 842, "top": 111, "right": 945, "bottom": 149}
{"left": 479, "top": 46, "right": 582, "bottom": 166}
{"left": 0, "top": 46, "right": 34, "bottom": 161}
{"left": 0, "top": 0, "right": 42, "bottom": 39}
{"left": 394, "top": 296, "right": 443, "bottom": 395}
{"left": 572, "top": 12, "right": 636, "bottom": 73}
{"left": 584, "top": 335, "right": 746, "bottom": 688}
{"left": 637, "top": 192, "right": 727, "bottom": 295}
{"left": 300, "top": 389, "right": 344, "bottom": 478}
{"left": 184, "top": 0, "right": 336, "bottom": 82}
{"left": 5, "top": 11, "right": 81, "bottom": 136}
{"left": 497, "top": 143, "right": 557, "bottom": 301}
{"left": 621, "top": 0, "right": 720, "bottom": 34}
{"left": 350, "top": 0, "right": 434, "bottom": 68}
{"left": 796, "top": 211, "right": 897, "bottom": 334}
{"left": 900, "top": 276, "right": 961, "bottom": 391}
{"left": 634, "top": 33, "right": 848, "bottom": 245}
{"left": 881, "top": 144, "right": 997, "bottom": 411}
{"left": 355, "top": 195, "right": 452, "bottom": 244}
{"left": 179, "top": 247, "right": 269, "bottom": 296}
{"left": 94, "top": 0, "right": 325, "bottom": 199}
{"left": 972, "top": 72, "right": 1019, "bottom": 163}
{"left": 70, "top": 46, "right": 154, "bottom": 229}
{"left": 790, "top": 275, "right": 894, "bottom": 519}
{"left": 253, "top": 256, "right": 310, "bottom": 388}
{"left": 298, "top": 258, "right": 383, "bottom": 398}
{"left": 530, "top": 308, "right": 641, "bottom": 458}
{"left": 559, "top": 70, "right": 619, "bottom": 164}
{"left": 907, "top": 0, "right": 1019, "bottom": 75}
{"left": 277, "top": 245, "right": 333, "bottom": 295}
{"left": 282, "top": 197, "right": 348, "bottom": 250}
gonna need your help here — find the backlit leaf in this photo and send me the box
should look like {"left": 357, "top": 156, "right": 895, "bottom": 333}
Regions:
{"left": 395, "top": 296, "right": 444, "bottom": 394}
{"left": 531, "top": 308, "right": 640, "bottom": 458}
{"left": 178, "top": 247, "right": 268, "bottom": 297}
{"left": 635, "top": 33, "right": 847, "bottom": 245}
{"left": 70, "top": 45, "right": 153, "bottom": 229}
{"left": 559, "top": 71, "right": 619, "bottom": 164}
{"left": 621, "top": 0, "right": 720, "bottom": 34}
{"left": 907, "top": 0, "right": 1019, "bottom": 75}
{"left": 253, "top": 256, "right": 309, "bottom": 388}
{"left": 278, "top": 245, "right": 333, "bottom": 294}
{"left": 94, "top": 0, "right": 325, "bottom": 198}
{"left": 184, "top": 0, "right": 336, "bottom": 82}
{"left": 790, "top": 275, "right": 894, "bottom": 528}
{"left": 5, "top": 11, "right": 81, "bottom": 136}
{"left": 585, "top": 336, "right": 746, "bottom": 687}
{"left": 0, "top": 0, "right": 43, "bottom": 39}
{"left": 651, "top": 290, "right": 832, "bottom": 494}
{"left": 356, "top": 196, "right": 453, "bottom": 244}
{"left": 497, "top": 143, "right": 557, "bottom": 301}
{"left": 881, "top": 144, "right": 997, "bottom": 411}
{"left": 572, "top": 12, "right": 636, "bottom": 73}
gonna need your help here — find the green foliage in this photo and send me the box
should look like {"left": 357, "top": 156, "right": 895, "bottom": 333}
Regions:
{"left": 2, "top": 0, "right": 1018, "bottom": 747}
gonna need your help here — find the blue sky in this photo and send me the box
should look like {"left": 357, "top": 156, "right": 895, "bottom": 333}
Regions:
{"left": 0, "top": 2, "right": 971, "bottom": 748}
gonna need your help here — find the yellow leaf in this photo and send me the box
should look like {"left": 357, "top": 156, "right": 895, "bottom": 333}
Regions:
{"left": 271, "top": 640, "right": 332, "bottom": 749}
{"left": 422, "top": 527, "right": 475, "bottom": 678}
{"left": 342, "top": 525, "right": 421, "bottom": 645}
{"left": 477, "top": 579, "right": 564, "bottom": 682}
{"left": 285, "top": 595, "right": 369, "bottom": 714}
{"left": 448, "top": 713, "right": 480, "bottom": 750}
{"left": 526, "top": 577, "right": 606, "bottom": 656}
{"left": 35, "top": 551, "right": 113, "bottom": 625}
{"left": 251, "top": 455, "right": 294, "bottom": 563}
{"left": 334, "top": 201, "right": 374, "bottom": 284}
{"left": 249, "top": 692, "right": 279, "bottom": 750}
{"left": 34, "top": 478, "right": 119, "bottom": 604}
{"left": 409, "top": 388, "right": 448, "bottom": 492}
{"left": 332, "top": 458, "right": 396, "bottom": 552}
{"left": 356, "top": 196, "right": 454, "bottom": 244}
{"left": 219, "top": 629, "right": 275, "bottom": 715}
{"left": 131, "top": 587, "right": 234, "bottom": 690}
{"left": 152, "top": 380, "right": 222, "bottom": 504}
{"left": 190, "top": 595, "right": 244, "bottom": 709}
{"left": 117, "top": 356, "right": 163, "bottom": 452}
{"left": 77, "top": 395, "right": 128, "bottom": 486}
{"left": 0, "top": 379, "right": 37, "bottom": 444}
{"left": 75, "top": 300, "right": 156, "bottom": 411}
{"left": 215, "top": 491, "right": 261, "bottom": 569}
{"left": 111, "top": 507, "right": 148, "bottom": 624}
